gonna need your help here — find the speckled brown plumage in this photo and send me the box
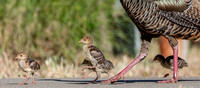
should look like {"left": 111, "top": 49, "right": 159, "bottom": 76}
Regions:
{"left": 153, "top": 54, "right": 188, "bottom": 70}
{"left": 15, "top": 53, "right": 40, "bottom": 85}
{"left": 120, "top": 0, "right": 200, "bottom": 41}
{"left": 79, "top": 36, "right": 114, "bottom": 83}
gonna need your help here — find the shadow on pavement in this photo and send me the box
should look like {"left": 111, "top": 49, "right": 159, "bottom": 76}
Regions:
{"left": 7, "top": 83, "right": 29, "bottom": 85}
{"left": 37, "top": 78, "right": 200, "bottom": 84}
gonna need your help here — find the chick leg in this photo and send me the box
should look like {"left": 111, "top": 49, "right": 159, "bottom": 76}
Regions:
{"left": 82, "top": 66, "right": 96, "bottom": 71}
{"left": 90, "top": 72, "right": 100, "bottom": 84}
{"left": 101, "top": 37, "right": 152, "bottom": 84}
{"left": 18, "top": 77, "right": 30, "bottom": 85}
{"left": 107, "top": 72, "right": 111, "bottom": 78}
{"left": 28, "top": 73, "right": 36, "bottom": 85}
{"left": 157, "top": 36, "right": 178, "bottom": 83}
{"left": 82, "top": 70, "right": 93, "bottom": 79}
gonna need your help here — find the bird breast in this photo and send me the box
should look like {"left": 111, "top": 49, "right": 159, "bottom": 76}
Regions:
{"left": 83, "top": 45, "right": 88, "bottom": 52}
{"left": 83, "top": 45, "right": 98, "bottom": 66}
{"left": 18, "top": 60, "right": 32, "bottom": 72}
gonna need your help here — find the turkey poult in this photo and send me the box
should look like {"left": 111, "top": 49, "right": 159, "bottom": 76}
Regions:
{"left": 102, "top": 0, "right": 200, "bottom": 83}
{"left": 79, "top": 36, "right": 114, "bottom": 84}
{"left": 15, "top": 53, "right": 40, "bottom": 85}
{"left": 153, "top": 54, "right": 188, "bottom": 78}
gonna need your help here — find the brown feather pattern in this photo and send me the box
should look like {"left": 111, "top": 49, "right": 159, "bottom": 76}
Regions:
{"left": 26, "top": 58, "right": 40, "bottom": 71}
{"left": 120, "top": 0, "right": 200, "bottom": 41}
{"left": 153, "top": 54, "right": 188, "bottom": 70}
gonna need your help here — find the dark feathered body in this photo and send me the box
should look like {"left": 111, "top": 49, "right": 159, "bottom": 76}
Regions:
{"left": 86, "top": 45, "right": 114, "bottom": 72}
{"left": 26, "top": 58, "right": 40, "bottom": 71}
{"left": 153, "top": 55, "right": 188, "bottom": 70}
{"left": 18, "top": 58, "right": 40, "bottom": 74}
{"left": 120, "top": 0, "right": 200, "bottom": 41}
{"left": 87, "top": 45, "right": 106, "bottom": 66}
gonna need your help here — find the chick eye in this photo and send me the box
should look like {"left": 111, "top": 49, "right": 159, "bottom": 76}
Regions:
{"left": 84, "top": 39, "right": 86, "bottom": 41}
{"left": 20, "top": 55, "right": 23, "bottom": 57}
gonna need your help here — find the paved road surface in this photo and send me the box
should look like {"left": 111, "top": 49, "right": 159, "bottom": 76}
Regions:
{"left": 1, "top": 77, "right": 200, "bottom": 88}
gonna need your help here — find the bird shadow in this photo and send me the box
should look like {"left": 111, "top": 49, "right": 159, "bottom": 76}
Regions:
{"left": 38, "top": 78, "right": 96, "bottom": 84}
{"left": 7, "top": 83, "right": 29, "bottom": 85}
{"left": 37, "top": 78, "right": 200, "bottom": 84}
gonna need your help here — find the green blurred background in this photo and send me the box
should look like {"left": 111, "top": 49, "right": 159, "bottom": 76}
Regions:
{"left": 0, "top": 0, "right": 140, "bottom": 62}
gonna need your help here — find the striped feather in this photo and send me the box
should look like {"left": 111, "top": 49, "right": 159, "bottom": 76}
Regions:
{"left": 26, "top": 58, "right": 40, "bottom": 71}
{"left": 153, "top": 54, "right": 188, "bottom": 70}
{"left": 166, "top": 56, "right": 188, "bottom": 69}
{"left": 120, "top": 0, "right": 200, "bottom": 41}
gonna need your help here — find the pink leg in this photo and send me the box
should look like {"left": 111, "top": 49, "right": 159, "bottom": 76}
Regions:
{"left": 82, "top": 66, "right": 96, "bottom": 71}
{"left": 157, "top": 45, "right": 178, "bottom": 83}
{"left": 101, "top": 53, "right": 147, "bottom": 83}
{"left": 18, "top": 77, "right": 30, "bottom": 85}
{"left": 101, "top": 38, "right": 151, "bottom": 84}
{"left": 28, "top": 77, "right": 36, "bottom": 85}
{"left": 28, "top": 73, "right": 36, "bottom": 85}
{"left": 82, "top": 70, "right": 93, "bottom": 79}
{"left": 163, "top": 73, "right": 182, "bottom": 79}
{"left": 89, "top": 72, "right": 100, "bottom": 84}
{"left": 106, "top": 72, "right": 124, "bottom": 80}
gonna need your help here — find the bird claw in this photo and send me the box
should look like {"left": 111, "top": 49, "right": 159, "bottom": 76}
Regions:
{"left": 157, "top": 78, "right": 178, "bottom": 83}
{"left": 101, "top": 73, "right": 123, "bottom": 84}
{"left": 122, "top": 75, "right": 126, "bottom": 82}
{"left": 81, "top": 76, "right": 87, "bottom": 79}
{"left": 28, "top": 82, "right": 36, "bottom": 85}
{"left": 18, "top": 82, "right": 25, "bottom": 85}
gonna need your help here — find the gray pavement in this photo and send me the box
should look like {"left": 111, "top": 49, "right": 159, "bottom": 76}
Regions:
{"left": 1, "top": 77, "right": 200, "bottom": 88}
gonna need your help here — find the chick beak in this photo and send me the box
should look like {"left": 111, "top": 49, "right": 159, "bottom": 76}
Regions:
{"left": 79, "top": 40, "right": 82, "bottom": 43}
{"left": 15, "top": 56, "right": 18, "bottom": 60}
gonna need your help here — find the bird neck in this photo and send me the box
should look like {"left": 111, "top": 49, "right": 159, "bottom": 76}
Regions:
{"left": 159, "top": 58, "right": 166, "bottom": 65}
{"left": 86, "top": 42, "right": 92, "bottom": 46}
{"left": 83, "top": 43, "right": 92, "bottom": 52}
{"left": 18, "top": 58, "right": 26, "bottom": 61}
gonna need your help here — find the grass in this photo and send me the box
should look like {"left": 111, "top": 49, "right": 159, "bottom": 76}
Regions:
{"left": 0, "top": 0, "right": 116, "bottom": 62}
{"left": 1, "top": 39, "right": 200, "bottom": 78}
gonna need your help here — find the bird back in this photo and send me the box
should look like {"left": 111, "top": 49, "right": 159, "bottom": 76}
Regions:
{"left": 103, "top": 60, "right": 115, "bottom": 71}
{"left": 88, "top": 46, "right": 106, "bottom": 63}
{"left": 120, "top": 0, "right": 200, "bottom": 41}
{"left": 26, "top": 58, "right": 40, "bottom": 71}
{"left": 166, "top": 56, "right": 188, "bottom": 69}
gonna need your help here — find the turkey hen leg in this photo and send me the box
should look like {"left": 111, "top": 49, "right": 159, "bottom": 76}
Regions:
{"left": 157, "top": 36, "right": 178, "bottom": 83}
{"left": 101, "top": 37, "right": 152, "bottom": 84}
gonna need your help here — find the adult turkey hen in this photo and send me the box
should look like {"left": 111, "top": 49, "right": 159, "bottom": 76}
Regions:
{"left": 102, "top": 0, "right": 200, "bottom": 83}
